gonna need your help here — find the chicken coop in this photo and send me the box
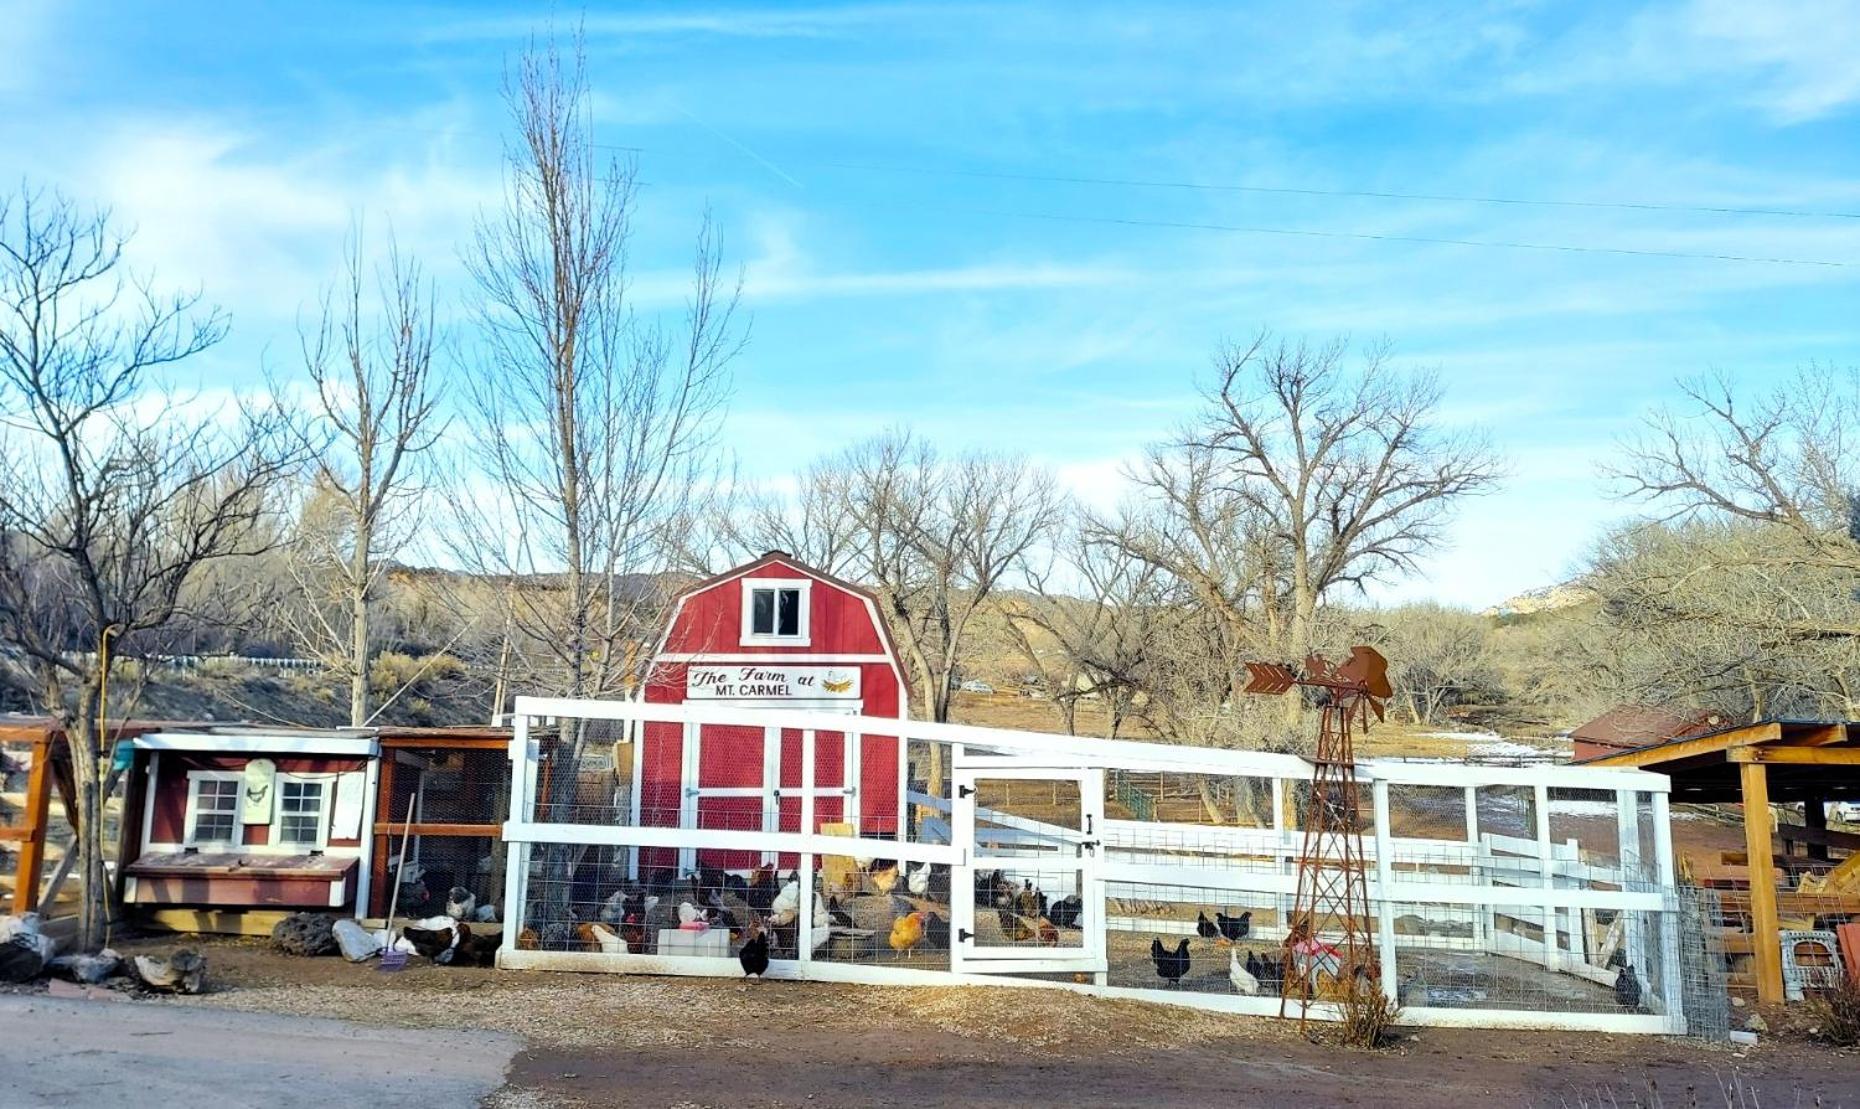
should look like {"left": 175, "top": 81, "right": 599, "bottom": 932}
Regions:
{"left": 101, "top": 723, "right": 513, "bottom": 934}
{"left": 497, "top": 694, "right": 1699, "bottom": 1035}
{"left": 368, "top": 727, "right": 513, "bottom": 923}
{"left": 627, "top": 552, "right": 910, "bottom": 876}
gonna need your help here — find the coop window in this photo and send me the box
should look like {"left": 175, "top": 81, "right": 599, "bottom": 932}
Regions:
{"left": 741, "top": 578, "right": 810, "bottom": 645}
{"left": 184, "top": 774, "right": 241, "bottom": 847}
{"left": 276, "top": 778, "right": 328, "bottom": 848}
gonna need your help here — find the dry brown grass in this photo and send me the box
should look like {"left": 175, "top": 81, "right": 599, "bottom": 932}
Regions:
{"left": 1813, "top": 975, "right": 1860, "bottom": 1046}
{"left": 1333, "top": 979, "right": 1404, "bottom": 1049}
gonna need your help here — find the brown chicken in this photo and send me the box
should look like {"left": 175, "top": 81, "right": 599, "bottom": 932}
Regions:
{"left": 1036, "top": 918, "right": 1060, "bottom": 946}
{"left": 995, "top": 907, "right": 1037, "bottom": 943}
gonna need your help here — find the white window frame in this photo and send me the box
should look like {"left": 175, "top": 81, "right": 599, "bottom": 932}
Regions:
{"left": 183, "top": 771, "right": 244, "bottom": 849}
{"left": 739, "top": 577, "right": 812, "bottom": 647}
{"left": 272, "top": 773, "right": 332, "bottom": 851}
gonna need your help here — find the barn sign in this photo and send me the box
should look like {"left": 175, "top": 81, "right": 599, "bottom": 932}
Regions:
{"left": 685, "top": 664, "right": 861, "bottom": 701}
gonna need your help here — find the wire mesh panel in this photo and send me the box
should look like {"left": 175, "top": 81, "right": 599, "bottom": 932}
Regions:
{"left": 500, "top": 697, "right": 1691, "bottom": 1033}
{"left": 372, "top": 740, "right": 511, "bottom": 919}
{"left": 1105, "top": 878, "right": 1277, "bottom": 996}
{"left": 812, "top": 851, "right": 952, "bottom": 972}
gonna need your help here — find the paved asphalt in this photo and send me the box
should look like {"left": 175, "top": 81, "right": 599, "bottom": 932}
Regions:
{"left": 0, "top": 994, "right": 520, "bottom": 1107}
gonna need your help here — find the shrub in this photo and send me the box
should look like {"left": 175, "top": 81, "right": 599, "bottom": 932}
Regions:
{"left": 1334, "top": 977, "right": 1403, "bottom": 1049}
{"left": 369, "top": 651, "right": 465, "bottom": 700}
{"left": 1813, "top": 975, "right": 1860, "bottom": 1046}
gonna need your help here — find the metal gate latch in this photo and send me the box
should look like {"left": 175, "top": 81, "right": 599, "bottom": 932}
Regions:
{"left": 957, "top": 784, "right": 975, "bottom": 798}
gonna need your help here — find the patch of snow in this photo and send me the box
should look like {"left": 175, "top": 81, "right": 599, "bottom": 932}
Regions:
{"left": 1418, "top": 730, "right": 1557, "bottom": 760}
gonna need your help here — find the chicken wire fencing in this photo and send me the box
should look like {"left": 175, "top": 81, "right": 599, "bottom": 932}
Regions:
{"left": 0, "top": 738, "right": 35, "bottom": 911}
{"left": 499, "top": 696, "right": 1694, "bottom": 1034}
{"left": 372, "top": 740, "right": 512, "bottom": 924}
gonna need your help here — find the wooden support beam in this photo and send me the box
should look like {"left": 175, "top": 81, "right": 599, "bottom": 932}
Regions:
{"left": 1586, "top": 722, "right": 1780, "bottom": 768}
{"left": 1805, "top": 795, "right": 1831, "bottom": 861}
{"left": 1740, "top": 762, "right": 1785, "bottom": 1005}
{"left": 10, "top": 738, "right": 52, "bottom": 915}
{"left": 1730, "top": 746, "right": 1860, "bottom": 766}
{"left": 1786, "top": 724, "right": 1850, "bottom": 748}
{"left": 395, "top": 822, "right": 502, "bottom": 837}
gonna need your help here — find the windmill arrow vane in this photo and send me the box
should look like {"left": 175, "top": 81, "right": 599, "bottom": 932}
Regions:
{"left": 1242, "top": 661, "right": 1299, "bottom": 696}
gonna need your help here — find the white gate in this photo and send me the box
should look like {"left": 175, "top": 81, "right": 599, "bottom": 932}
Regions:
{"left": 951, "top": 758, "right": 1107, "bottom": 978}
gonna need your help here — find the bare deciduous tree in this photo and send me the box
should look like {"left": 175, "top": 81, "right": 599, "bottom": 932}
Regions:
{"left": 455, "top": 32, "right": 742, "bottom": 717}
{"left": 452, "top": 33, "right": 742, "bottom": 920}
{"left": 829, "top": 431, "right": 1061, "bottom": 727}
{"left": 0, "top": 186, "right": 297, "bottom": 948}
{"left": 1362, "top": 603, "right": 1498, "bottom": 726}
{"left": 1595, "top": 370, "right": 1860, "bottom": 719}
{"left": 1194, "top": 333, "right": 1502, "bottom": 664}
{"left": 1007, "top": 524, "right": 1174, "bottom": 738}
{"left": 285, "top": 229, "right": 445, "bottom": 726}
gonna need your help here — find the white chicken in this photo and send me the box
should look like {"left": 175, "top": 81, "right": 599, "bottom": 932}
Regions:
{"left": 906, "top": 861, "right": 932, "bottom": 898}
{"left": 676, "top": 900, "right": 703, "bottom": 925}
{"left": 599, "top": 890, "right": 630, "bottom": 926}
{"left": 1228, "top": 948, "right": 1260, "bottom": 995}
{"left": 769, "top": 877, "right": 802, "bottom": 926}
{"left": 588, "top": 923, "right": 629, "bottom": 954}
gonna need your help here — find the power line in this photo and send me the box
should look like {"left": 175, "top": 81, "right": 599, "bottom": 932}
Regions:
{"left": 312, "top": 122, "right": 1859, "bottom": 266}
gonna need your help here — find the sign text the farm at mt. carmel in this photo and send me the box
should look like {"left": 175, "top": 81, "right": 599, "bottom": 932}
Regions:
{"left": 684, "top": 665, "right": 861, "bottom": 701}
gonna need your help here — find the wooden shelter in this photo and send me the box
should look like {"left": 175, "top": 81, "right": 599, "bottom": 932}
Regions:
{"left": 1, "top": 716, "right": 208, "bottom": 917}
{"left": 1582, "top": 719, "right": 1860, "bottom": 1003}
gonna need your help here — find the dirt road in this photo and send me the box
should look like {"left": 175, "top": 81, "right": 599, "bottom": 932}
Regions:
{"left": 31, "top": 938, "right": 1860, "bottom": 1108}
{"left": 501, "top": 1024, "right": 1860, "bottom": 1108}
{"left": 0, "top": 994, "right": 518, "bottom": 1108}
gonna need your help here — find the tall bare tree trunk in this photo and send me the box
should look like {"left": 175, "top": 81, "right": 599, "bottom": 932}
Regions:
{"left": 349, "top": 530, "right": 371, "bottom": 726}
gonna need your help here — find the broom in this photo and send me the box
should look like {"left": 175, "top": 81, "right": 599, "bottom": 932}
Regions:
{"left": 379, "top": 791, "right": 422, "bottom": 972}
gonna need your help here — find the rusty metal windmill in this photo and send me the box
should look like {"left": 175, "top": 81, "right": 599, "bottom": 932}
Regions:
{"left": 1243, "top": 645, "right": 1392, "bottom": 1020}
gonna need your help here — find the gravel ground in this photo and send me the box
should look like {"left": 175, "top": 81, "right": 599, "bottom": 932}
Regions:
{"left": 22, "top": 935, "right": 1851, "bottom": 1108}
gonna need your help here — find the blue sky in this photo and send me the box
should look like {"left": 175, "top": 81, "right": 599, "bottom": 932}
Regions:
{"left": 6, "top": 1, "right": 1860, "bottom": 607}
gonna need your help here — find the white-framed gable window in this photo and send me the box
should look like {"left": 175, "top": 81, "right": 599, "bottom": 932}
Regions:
{"left": 740, "top": 577, "right": 811, "bottom": 646}
{"left": 184, "top": 772, "right": 242, "bottom": 849}
{"left": 275, "top": 776, "right": 330, "bottom": 849}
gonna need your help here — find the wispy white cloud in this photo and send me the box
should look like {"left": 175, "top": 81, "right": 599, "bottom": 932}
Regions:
{"left": 71, "top": 119, "right": 497, "bottom": 320}
{"left": 1510, "top": 0, "right": 1860, "bottom": 123}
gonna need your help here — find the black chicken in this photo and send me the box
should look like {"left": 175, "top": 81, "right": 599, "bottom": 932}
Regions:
{"left": 1151, "top": 937, "right": 1191, "bottom": 987}
{"left": 1216, "top": 911, "right": 1252, "bottom": 942}
{"left": 923, "top": 911, "right": 950, "bottom": 950}
{"left": 1195, "top": 911, "right": 1218, "bottom": 940}
{"left": 1254, "top": 953, "right": 1285, "bottom": 992}
{"left": 1047, "top": 895, "right": 1083, "bottom": 929}
{"left": 1614, "top": 963, "right": 1642, "bottom": 1011}
{"left": 738, "top": 920, "right": 771, "bottom": 981}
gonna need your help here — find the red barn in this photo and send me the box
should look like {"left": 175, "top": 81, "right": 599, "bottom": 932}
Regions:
{"left": 634, "top": 551, "right": 909, "bottom": 874}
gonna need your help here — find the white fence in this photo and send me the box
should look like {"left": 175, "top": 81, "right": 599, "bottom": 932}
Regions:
{"left": 496, "top": 696, "right": 1684, "bottom": 1034}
